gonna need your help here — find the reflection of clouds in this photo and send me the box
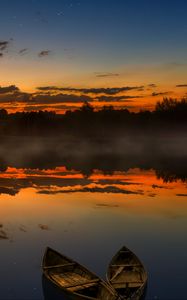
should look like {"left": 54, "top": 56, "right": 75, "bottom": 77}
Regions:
{"left": 152, "top": 184, "right": 172, "bottom": 190}
{"left": 37, "top": 185, "right": 144, "bottom": 195}
{"left": 0, "top": 163, "right": 185, "bottom": 197}
{"left": 0, "top": 186, "right": 18, "bottom": 196}
{"left": 0, "top": 229, "right": 9, "bottom": 240}
{"left": 147, "top": 193, "right": 157, "bottom": 198}
{"left": 38, "top": 224, "right": 50, "bottom": 231}
{"left": 0, "top": 223, "right": 51, "bottom": 241}
{"left": 95, "top": 203, "right": 120, "bottom": 208}
{"left": 0, "top": 136, "right": 187, "bottom": 184}
{"left": 19, "top": 225, "right": 27, "bottom": 232}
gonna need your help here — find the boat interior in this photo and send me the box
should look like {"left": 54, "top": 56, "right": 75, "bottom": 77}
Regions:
{"left": 44, "top": 255, "right": 116, "bottom": 300}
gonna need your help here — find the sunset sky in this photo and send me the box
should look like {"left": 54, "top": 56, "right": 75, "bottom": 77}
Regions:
{"left": 1, "top": 0, "right": 187, "bottom": 113}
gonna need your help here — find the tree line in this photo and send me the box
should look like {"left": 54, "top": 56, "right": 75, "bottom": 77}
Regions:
{"left": 0, "top": 97, "right": 187, "bottom": 136}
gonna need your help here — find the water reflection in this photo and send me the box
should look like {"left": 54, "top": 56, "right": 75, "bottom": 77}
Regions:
{"left": 0, "top": 137, "right": 186, "bottom": 299}
{"left": 0, "top": 136, "right": 187, "bottom": 183}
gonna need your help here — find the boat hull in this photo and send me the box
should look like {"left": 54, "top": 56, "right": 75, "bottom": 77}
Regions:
{"left": 106, "top": 246, "right": 148, "bottom": 300}
{"left": 43, "top": 247, "right": 120, "bottom": 300}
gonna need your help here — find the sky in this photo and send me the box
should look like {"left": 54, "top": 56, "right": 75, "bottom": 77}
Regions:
{"left": 0, "top": 0, "right": 187, "bottom": 113}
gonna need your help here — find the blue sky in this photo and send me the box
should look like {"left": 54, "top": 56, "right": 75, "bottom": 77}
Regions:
{"left": 1, "top": 0, "right": 187, "bottom": 63}
{"left": 0, "top": 0, "right": 187, "bottom": 112}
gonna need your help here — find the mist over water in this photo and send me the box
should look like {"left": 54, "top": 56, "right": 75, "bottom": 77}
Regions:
{"left": 0, "top": 136, "right": 187, "bottom": 300}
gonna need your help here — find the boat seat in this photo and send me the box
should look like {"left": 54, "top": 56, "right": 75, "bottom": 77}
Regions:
{"left": 68, "top": 279, "right": 100, "bottom": 292}
{"left": 44, "top": 262, "right": 76, "bottom": 269}
{"left": 111, "top": 264, "right": 140, "bottom": 267}
{"left": 112, "top": 280, "right": 142, "bottom": 284}
{"left": 66, "top": 278, "right": 100, "bottom": 289}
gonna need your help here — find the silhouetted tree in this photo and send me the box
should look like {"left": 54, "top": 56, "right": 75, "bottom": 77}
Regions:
{"left": 155, "top": 97, "right": 187, "bottom": 113}
{"left": 0, "top": 98, "right": 186, "bottom": 136}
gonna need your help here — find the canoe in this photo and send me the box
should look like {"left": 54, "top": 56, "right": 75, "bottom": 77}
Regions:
{"left": 106, "top": 246, "right": 147, "bottom": 300}
{"left": 42, "top": 247, "right": 121, "bottom": 300}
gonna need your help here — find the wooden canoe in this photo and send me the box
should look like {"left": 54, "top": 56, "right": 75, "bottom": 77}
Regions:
{"left": 42, "top": 247, "right": 121, "bottom": 300}
{"left": 106, "top": 246, "right": 147, "bottom": 300}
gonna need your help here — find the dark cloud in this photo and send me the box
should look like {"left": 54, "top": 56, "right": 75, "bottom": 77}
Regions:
{"left": 152, "top": 92, "right": 170, "bottom": 97}
{"left": 0, "top": 186, "right": 19, "bottom": 196}
{"left": 97, "top": 180, "right": 142, "bottom": 186}
{"left": 0, "top": 92, "right": 31, "bottom": 104}
{"left": 38, "top": 224, "right": 50, "bottom": 230}
{"left": 19, "top": 48, "right": 28, "bottom": 55}
{"left": 95, "top": 72, "right": 120, "bottom": 78}
{"left": 38, "top": 50, "right": 51, "bottom": 57}
{"left": 176, "top": 194, "right": 187, "bottom": 197}
{"left": 95, "top": 203, "right": 120, "bottom": 208}
{"left": 148, "top": 192, "right": 157, "bottom": 197}
{"left": 0, "top": 86, "right": 93, "bottom": 107}
{"left": 176, "top": 84, "right": 187, "bottom": 88}
{"left": 152, "top": 184, "right": 171, "bottom": 189}
{"left": 148, "top": 84, "right": 157, "bottom": 88}
{"left": 0, "top": 229, "right": 9, "bottom": 240}
{"left": 24, "top": 104, "right": 78, "bottom": 112}
{"left": 0, "top": 53, "right": 3, "bottom": 57}
{"left": 31, "top": 93, "right": 93, "bottom": 104}
{"left": 37, "top": 86, "right": 144, "bottom": 95}
{"left": 0, "top": 175, "right": 92, "bottom": 196}
{"left": 0, "top": 40, "right": 9, "bottom": 51}
{"left": 0, "top": 85, "right": 19, "bottom": 94}
{"left": 96, "top": 95, "right": 142, "bottom": 102}
{"left": 0, "top": 83, "right": 143, "bottom": 111}
{"left": 19, "top": 225, "right": 27, "bottom": 232}
{"left": 37, "top": 186, "right": 144, "bottom": 195}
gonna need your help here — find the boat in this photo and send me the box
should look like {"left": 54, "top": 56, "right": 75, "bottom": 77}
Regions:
{"left": 106, "top": 246, "right": 147, "bottom": 300}
{"left": 42, "top": 247, "right": 121, "bottom": 300}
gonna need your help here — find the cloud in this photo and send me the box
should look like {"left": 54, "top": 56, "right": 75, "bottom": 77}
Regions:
{"left": 148, "top": 192, "right": 157, "bottom": 197}
{"left": 0, "top": 53, "right": 3, "bottom": 57}
{"left": 24, "top": 104, "right": 78, "bottom": 112}
{"left": 95, "top": 203, "right": 120, "bottom": 208}
{"left": 176, "top": 84, "right": 187, "bottom": 88}
{"left": 0, "top": 187, "right": 18, "bottom": 196}
{"left": 38, "top": 50, "right": 51, "bottom": 57}
{"left": 0, "top": 229, "right": 9, "bottom": 240}
{"left": 31, "top": 93, "right": 93, "bottom": 104}
{"left": 96, "top": 95, "right": 142, "bottom": 102}
{"left": 95, "top": 72, "right": 120, "bottom": 78}
{"left": 19, "top": 48, "right": 28, "bottom": 55}
{"left": 38, "top": 224, "right": 50, "bottom": 230}
{"left": 0, "top": 40, "right": 9, "bottom": 51}
{"left": 37, "top": 86, "right": 144, "bottom": 95}
{"left": 19, "top": 225, "right": 27, "bottom": 232}
{"left": 176, "top": 194, "right": 187, "bottom": 197}
{"left": 152, "top": 92, "right": 170, "bottom": 97}
{"left": 152, "top": 184, "right": 171, "bottom": 189}
{"left": 0, "top": 85, "right": 20, "bottom": 94}
{"left": 97, "top": 180, "right": 142, "bottom": 186}
{"left": 37, "top": 186, "right": 144, "bottom": 195}
{"left": 148, "top": 84, "right": 157, "bottom": 88}
{"left": 0, "top": 94, "right": 29, "bottom": 104}
{"left": 0, "top": 85, "right": 93, "bottom": 107}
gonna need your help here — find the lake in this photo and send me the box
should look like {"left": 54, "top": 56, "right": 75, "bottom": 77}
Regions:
{"left": 0, "top": 137, "right": 187, "bottom": 300}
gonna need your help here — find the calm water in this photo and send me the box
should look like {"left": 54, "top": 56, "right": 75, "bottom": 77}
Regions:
{"left": 0, "top": 137, "right": 187, "bottom": 300}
